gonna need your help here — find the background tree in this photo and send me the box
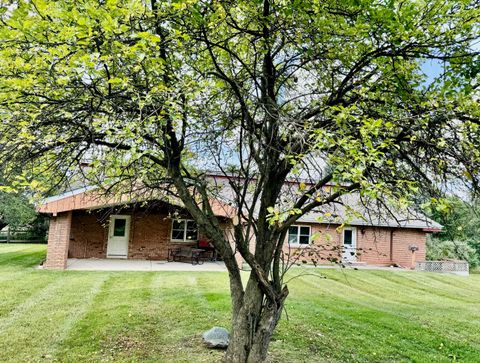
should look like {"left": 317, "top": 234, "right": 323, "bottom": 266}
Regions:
{"left": 426, "top": 238, "right": 479, "bottom": 267}
{"left": 0, "top": 1, "right": 479, "bottom": 362}
{"left": 426, "top": 196, "right": 480, "bottom": 268}
{"left": 0, "top": 173, "right": 37, "bottom": 230}
{"left": 0, "top": 192, "right": 36, "bottom": 231}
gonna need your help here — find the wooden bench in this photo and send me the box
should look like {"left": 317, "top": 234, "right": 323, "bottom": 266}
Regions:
{"left": 169, "top": 247, "right": 203, "bottom": 265}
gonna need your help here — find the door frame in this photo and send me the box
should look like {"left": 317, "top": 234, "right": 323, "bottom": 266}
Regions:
{"left": 342, "top": 226, "right": 357, "bottom": 262}
{"left": 106, "top": 215, "right": 131, "bottom": 259}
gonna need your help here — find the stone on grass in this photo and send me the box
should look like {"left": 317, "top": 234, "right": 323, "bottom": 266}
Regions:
{"left": 202, "top": 327, "right": 230, "bottom": 349}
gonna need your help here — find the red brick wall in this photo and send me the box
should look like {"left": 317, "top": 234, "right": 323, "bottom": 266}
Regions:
{"left": 67, "top": 210, "right": 228, "bottom": 261}
{"left": 282, "top": 224, "right": 342, "bottom": 265}
{"left": 356, "top": 227, "right": 426, "bottom": 268}
{"left": 45, "top": 211, "right": 72, "bottom": 269}
{"left": 60, "top": 209, "right": 427, "bottom": 269}
{"left": 130, "top": 213, "right": 198, "bottom": 260}
{"left": 283, "top": 224, "right": 427, "bottom": 268}
{"left": 130, "top": 213, "right": 168, "bottom": 260}
{"left": 69, "top": 213, "right": 107, "bottom": 258}
{"left": 391, "top": 228, "right": 426, "bottom": 268}
{"left": 357, "top": 228, "right": 391, "bottom": 265}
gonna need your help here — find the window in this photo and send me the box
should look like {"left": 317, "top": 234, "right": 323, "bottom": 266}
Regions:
{"left": 113, "top": 218, "right": 127, "bottom": 237}
{"left": 171, "top": 220, "right": 198, "bottom": 242}
{"left": 288, "top": 225, "right": 311, "bottom": 246}
{"left": 343, "top": 229, "right": 353, "bottom": 245}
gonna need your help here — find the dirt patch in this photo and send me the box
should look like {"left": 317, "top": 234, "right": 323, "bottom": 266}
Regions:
{"left": 100, "top": 335, "right": 146, "bottom": 358}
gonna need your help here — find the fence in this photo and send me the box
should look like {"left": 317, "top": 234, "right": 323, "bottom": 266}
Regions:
{"left": 416, "top": 260, "right": 469, "bottom": 276}
{"left": 0, "top": 229, "right": 47, "bottom": 244}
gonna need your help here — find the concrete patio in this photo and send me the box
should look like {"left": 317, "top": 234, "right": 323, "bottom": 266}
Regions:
{"left": 62, "top": 259, "right": 411, "bottom": 274}
{"left": 64, "top": 258, "right": 228, "bottom": 272}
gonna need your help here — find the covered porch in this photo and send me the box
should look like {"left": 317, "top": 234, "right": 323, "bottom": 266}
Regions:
{"left": 39, "top": 188, "right": 236, "bottom": 270}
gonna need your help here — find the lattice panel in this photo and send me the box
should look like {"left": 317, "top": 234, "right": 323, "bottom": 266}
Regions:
{"left": 416, "top": 261, "right": 469, "bottom": 275}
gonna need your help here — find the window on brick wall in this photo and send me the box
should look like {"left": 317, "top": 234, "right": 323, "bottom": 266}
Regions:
{"left": 171, "top": 220, "right": 198, "bottom": 242}
{"left": 288, "top": 225, "right": 311, "bottom": 246}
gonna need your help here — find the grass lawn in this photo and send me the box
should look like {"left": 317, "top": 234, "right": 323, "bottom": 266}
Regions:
{"left": 1, "top": 244, "right": 480, "bottom": 362}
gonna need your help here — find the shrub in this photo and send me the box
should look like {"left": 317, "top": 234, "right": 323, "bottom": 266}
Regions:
{"left": 427, "top": 237, "right": 479, "bottom": 269}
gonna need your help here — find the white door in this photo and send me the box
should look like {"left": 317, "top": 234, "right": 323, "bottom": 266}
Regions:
{"left": 342, "top": 227, "right": 357, "bottom": 262}
{"left": 107, "top": 215, "right": 131, "bottom": 258}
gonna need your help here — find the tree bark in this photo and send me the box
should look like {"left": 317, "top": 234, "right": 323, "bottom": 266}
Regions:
{"left": 223, "top": 274, "right": 288, "bottom": 363}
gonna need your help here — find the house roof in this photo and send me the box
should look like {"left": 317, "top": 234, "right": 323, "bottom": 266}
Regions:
{"left": 210, "top": 178, "right": 442, "bottom": 231}
{"left": 296, "top": 194, "right": 443, "bottom": 231}
{"left": 38, "top": 181, "right": 442, "bottom": 232}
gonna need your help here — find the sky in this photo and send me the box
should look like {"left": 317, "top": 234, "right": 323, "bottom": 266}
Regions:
{"left": 422, "top": 59, "right": 444, "bottom": 86}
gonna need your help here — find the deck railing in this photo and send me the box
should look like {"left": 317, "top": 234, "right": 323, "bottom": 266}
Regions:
{"left": 416, "top": 260, "right": 469, "bottom": 276}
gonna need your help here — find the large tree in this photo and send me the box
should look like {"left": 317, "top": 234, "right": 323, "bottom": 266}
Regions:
{"left": 0, "top": 175, "right": 37, "bottom": 230}
{"left": 0, "top": 191, "right": 36, "bottom": 230}
{"left": 0, "top": 1, "right": 479, "bottom": 361}
{"left": 426, "top": 196, "right": 480, "bottom": 265}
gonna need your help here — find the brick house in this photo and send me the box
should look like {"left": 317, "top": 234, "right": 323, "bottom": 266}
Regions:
{"left": 39, "top": 182, "right": 441, "bottom": 270}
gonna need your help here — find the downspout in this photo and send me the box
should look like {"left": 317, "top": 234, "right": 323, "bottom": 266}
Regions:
{"left": 389, "top": 229, "right": 394, "bottom": 264}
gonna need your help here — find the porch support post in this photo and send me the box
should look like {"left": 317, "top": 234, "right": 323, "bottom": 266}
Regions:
{"left": 44, "top": 211, "right": 72, "bottom": 270}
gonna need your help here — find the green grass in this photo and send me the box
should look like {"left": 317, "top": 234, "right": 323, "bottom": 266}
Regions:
{"left": 1, "top": 244, "right": 480, "bottom": 362}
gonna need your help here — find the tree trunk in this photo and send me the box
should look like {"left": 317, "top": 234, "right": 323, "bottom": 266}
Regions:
{"left": 223, "top": 275, "right": 287, "bottom": 363}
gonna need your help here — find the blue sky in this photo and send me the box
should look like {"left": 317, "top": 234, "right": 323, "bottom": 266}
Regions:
{"left": 422, "top": 59, "right": 444, "bottom": 85}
